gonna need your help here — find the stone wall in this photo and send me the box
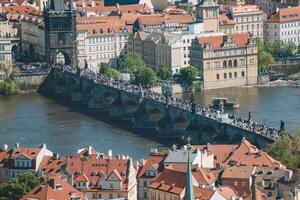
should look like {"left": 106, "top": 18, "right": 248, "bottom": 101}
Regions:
{"left": 13, "top": 73, "right": 48, "bottom": 91}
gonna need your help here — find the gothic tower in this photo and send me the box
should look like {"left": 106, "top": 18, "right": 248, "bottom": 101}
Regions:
{"left": 196, "top": 0, "right": 220, "bottom": 32}
{"left": 43, "top": 0, "right": 77, "bottom": 67}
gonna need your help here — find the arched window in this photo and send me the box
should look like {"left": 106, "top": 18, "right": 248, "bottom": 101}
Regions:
{"left": 229, "top": 72, "right": 232, "bottom": 78}
{"left": 241, "top": 71, "right": 245, "bottom": 77}
{"left": 223, "top": 60, "right": 227, "bottom": 68}
{"left": 234, "top": 59, "right": 238, "bottom": 67}
{"left": 216, "top": 73, "right": 220, "bottom": 80}
{"left": 234, "top": 72, "right": 237, "bottom": 78}
{"left": 224, "top": 73, "right": 227, "bottom": 79}
{"left": 228, "top": 60, "right": 232, "bottom": 68}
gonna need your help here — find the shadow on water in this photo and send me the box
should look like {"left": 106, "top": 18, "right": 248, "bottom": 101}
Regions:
{"left": 39, "top": 91, "right": 179, "bottom": 147}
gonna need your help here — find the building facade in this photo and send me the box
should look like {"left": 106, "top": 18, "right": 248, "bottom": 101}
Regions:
{"left": 190, "top": 33, "right": 258, "bottom": 90}
{"left": 265, "top": 6, "right": 300, "bottom": 45}
{"left": 227, "top": 5, "right": 264, "bottom": 39}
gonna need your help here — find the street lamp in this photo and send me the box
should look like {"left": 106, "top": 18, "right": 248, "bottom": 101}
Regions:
{"left": 162, "top": 82, "right": 173, "bottom": 107}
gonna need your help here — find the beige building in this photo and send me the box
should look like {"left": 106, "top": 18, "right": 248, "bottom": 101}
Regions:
{"left": 196, "top": 0, "right": 220, "bottom": 33}
{"left": 227, "top": 5, "right": 264, "bottom": 39}
{"left": 21, "top": 18, "right": 45, "bottom": 61}
{"left": 190, "top": 33, "right": 258, "bottom": 90}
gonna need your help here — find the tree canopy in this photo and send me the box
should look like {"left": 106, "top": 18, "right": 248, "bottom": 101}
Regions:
{"left": 178, "top": 66, "right": 198, "bottom": 87}
{"left": 156, "top": 65, "right": 172, "bottom": 80}
{"left": 265, "top": 133, "right": 300, "bottom": 169}
{"left": 0, "top": 173, "right": 41, "bottom": 200}
{"left": 134, "top": 66, "right": 157, "bottom": 86}
{"left": 257, "top": 39, "right": 275, "bottom": 70}
{"left": 119, "top": 53, "right": 145, "bottom": 73}
{"left": 99, "top": 63, "right": 120, "bottom": 80}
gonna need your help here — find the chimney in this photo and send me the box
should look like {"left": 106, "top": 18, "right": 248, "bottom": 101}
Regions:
{"left": 91, "top": 0, "right": 95, "bottom": 7}
{"left": 41, "top": 144, "right": 47, "bottom": 149}
{"left": 82, "top": 1, "right": 86, "bottom": 8}
{"left": 206, "top": 143, "right": 211, "bottom": 151}
{"left": 108, "top": 149, "right": 112, "bottom": 157}
{"left": 54, "top": 153, "right": 60, "bottom": 160}
{"left": 116, "top": 3, "right": 120, "bottom": 14}
{"left": 49, "top": 178, "right": 55, "bottom": 189}
{"left": 15, "top": 142, "right": 19, "bottom": 148}
{"left": 284, "top": 170, "right": 293, "bottom": 182}
{"left": 67, "top": 173, "right": 74, "bottom": 186}
{"left": 2, "top": 144, "right": 8, "bottom": 151}
{"left": 73, "top": 1, "right": 76, "bottom": 9}
{"left": 251, "top": 174, "right": 257, "bottom": 200}
{"left": 88, "top": 146, "right": 92, "bottom": 156}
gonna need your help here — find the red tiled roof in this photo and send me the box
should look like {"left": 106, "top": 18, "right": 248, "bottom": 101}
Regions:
{"left": 138, "top": 152, "right": 167, "bottom": 178}
{"left": 219, "top": 14, "right": 236, "bottom": 25}
{"left": 21, "top": 176, "right": 86, "bottom": 200}
{"left": 0, "top": 5, "right": 40, "bottom": 16}
{"left": 231, "top": 5, "right": 260, "bottom": 14}
{"left": 225, "top": 139, "right": 285, "bottom": 169}
{"left": 221, "top": 166, "right": 255, "bottom": 179}
{"left": 138, "top": 14, "right": 194, "bottom": 26}
{"left": 9, "top": 147, "right": 42, "bottom": 160}
{"left": 194, "top": 187, "right": 214, "bottom": 200}
{"left": 268, "top": 6, "right": 300, "bottom": 23}
{"left": 38, "top": 155, "right": 68, "bottom": 176}
{"left": 199, "top": 33, "right": 251, "bottom": 50}
{"left": 192, "top": 144, "right": 238, "bottom": 166}
{"left": 66, "top": 151, "right": 133, "bottom": 191}
{"left": 216, "top": 186, "right": 239, "bottom": 200}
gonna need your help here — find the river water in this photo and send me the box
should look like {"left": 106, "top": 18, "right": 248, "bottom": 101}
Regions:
{"left": 0, "top": 87, "right": 299, "bottom": 159}
{"left": 179, "top": 87, "right": 300, "bottom": 133}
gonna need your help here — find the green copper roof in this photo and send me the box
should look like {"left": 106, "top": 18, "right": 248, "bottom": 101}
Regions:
{"left": 185, "top": 151, "right": 195, "bottom": 200}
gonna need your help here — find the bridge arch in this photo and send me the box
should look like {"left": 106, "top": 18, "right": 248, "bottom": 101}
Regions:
{"left": 54, "top": 51, "right": 71, "bottom": 65}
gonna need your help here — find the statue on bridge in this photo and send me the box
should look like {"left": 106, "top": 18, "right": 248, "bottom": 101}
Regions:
{"left": 190, "top": 94, "right": 196, "bottom": 114}
{"left": 280, "top": 120, "right": 285, "bottom": 132}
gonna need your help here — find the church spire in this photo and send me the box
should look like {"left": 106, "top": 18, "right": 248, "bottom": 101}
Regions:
{"left": 185, "top": 137, "right": 195, "bottom": 200}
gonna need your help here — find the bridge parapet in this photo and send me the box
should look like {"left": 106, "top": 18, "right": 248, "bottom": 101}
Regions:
{"left": 45, "top": 66, "right": 285, "bottom": 147}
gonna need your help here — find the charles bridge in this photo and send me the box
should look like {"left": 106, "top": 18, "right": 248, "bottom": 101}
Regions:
{"left": 40, "top": 66, "right": 283, "bottom": 148}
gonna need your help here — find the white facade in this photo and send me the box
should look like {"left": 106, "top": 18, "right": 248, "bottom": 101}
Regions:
{"left": 265, "top": 21, "right": 300, "bottom": 45}
{"left": 0, "top": 38, "right": 14, "bottom": 65}
{"left": 77, "top": 31, "right": 130, "bottom": 72}
{"left": 228, "top": 6, "right": 264, "bottom": 38}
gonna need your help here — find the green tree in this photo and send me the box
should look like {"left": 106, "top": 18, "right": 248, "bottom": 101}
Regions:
{"left": 134, "top": 66, "right": 157, "bottom": 86}
{"left": 257, "top": 39, "right": 275, "bottom": 70}
{"left": 156, "top": 65, "right": 172, "bottom": 80}
{"left": 0, "top": 173, "right": 41, "bottom": 200}
{"left": 0, "top": 80, "right": 18, "bottom": 95}
{"left": 119, "top": 53, "right": 145, "bottom": 73}
{"left": 178, "top": 66, "right": 198, "bottom": 88}
{"left": 99, "top": 63, "right": 121, "bottom": 80}
{"left": 265, "top": 133, "right": 300, "bottom": 169}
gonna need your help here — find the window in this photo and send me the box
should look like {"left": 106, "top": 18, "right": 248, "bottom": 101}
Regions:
{"left": 97, "top": 194, "right": 102, "bottom": 198}
{"left": 228, "top": 60, "right": 232, "bottom": 67}
{"left": 216, "top": 73, "right": 220, "bottom": 80}
{"left": 234, "top": 59, "right": 237, "bottom": 67}
{"left": 223, "top": 60, "right": 227, "bottom": 68}
{"left": 224, "top": 73, "right": 227, "bottom": 79}
{"left": 143, "top": 181, "right": 147, "bottom": 187}
{"left": 241, "top": 71, "right": 245, "bottom": 77}
{"left": 234, "top": 72, "right": 237, "bottom": 78}
{"left": 206, "top": 62, "right": 211, "bottom": 68}
{"left": 229, "top": 72, "right": 232, "bottom": 78}
{"left": 109, "top": 194, "right": 113, "bottom": 199}
{"left": 110, "top": 183, "right": 113, "bottom": 189}
{"left": 234, "top": 181, "right": 238, "bottom": 186}
{"left": 242, "top": 181, "right": 246, "bottom": 187}
{"left": 144, "top": 191, "right": 148, "bottom": 198}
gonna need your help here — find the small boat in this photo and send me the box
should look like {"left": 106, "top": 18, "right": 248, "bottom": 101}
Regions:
{"left": 210, "top": 97, "right": 239, "bottom": 110}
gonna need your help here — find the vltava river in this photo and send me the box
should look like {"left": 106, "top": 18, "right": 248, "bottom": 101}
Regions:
{"left": 179, "top": 87, "right": 300, "bottom": 133}
{"left": 0, "top": 87, "right": 299, "bottom": 159}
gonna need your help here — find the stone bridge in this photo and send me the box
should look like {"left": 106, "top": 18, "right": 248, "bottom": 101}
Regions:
{"left": 42, "top": 68, "right": 279, "bottom": 148}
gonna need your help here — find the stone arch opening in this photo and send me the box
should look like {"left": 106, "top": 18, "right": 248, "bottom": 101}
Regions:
{"left": 223, "top": 60, "right": 227, "bottom": 68}
{"left": 55, "top": 51, "right": 71, "bottom": 65}
{"left": 173, "top": 116, "right": 190, "bottom": 131}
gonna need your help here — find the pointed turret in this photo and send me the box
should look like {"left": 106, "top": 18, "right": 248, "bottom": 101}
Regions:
{"left": 184, "top": 144, "right": 195, "bottom": 200}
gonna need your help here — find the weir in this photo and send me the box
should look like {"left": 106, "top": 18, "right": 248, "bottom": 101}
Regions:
{"left": 41, "top": 66, "right": 284, "bottom": 148}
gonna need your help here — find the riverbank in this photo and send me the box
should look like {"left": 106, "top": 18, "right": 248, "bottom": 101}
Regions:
{"left": 258, "top": 79, "right": 300, "bottom": 87}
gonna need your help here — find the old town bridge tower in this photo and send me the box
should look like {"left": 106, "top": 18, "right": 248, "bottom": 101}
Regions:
{"left": 43, "top": 0, "right": 77, "bottom": 67}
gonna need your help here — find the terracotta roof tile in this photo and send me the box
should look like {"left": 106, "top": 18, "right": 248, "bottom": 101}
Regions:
{"left": 268, "top": 6, "right": 300, "bottom": 23}
{"left": 21, "top": 175, "right": 86, "bottom": 200}
{"left": 138, "top": 152, "right": 167, "bottom": 178}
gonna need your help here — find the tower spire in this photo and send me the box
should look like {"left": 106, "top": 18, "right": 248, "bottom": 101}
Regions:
{"left": 185, "top": 137, "right": 195, "bottom": 200}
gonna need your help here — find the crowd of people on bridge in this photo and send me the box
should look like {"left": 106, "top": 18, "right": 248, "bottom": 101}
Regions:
{"left": 57, "top": 65, "right": 283, "bottom": 140}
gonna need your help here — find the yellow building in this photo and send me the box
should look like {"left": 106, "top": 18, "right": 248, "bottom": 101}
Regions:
{"left": 190, "top": 33, "right": 258, "bottom": 90}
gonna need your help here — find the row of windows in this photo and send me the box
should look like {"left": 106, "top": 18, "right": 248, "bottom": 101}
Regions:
{"left": 88, "top": 36, "right": 126, "bottom": 44}
{"left": 236, "top": 16, "right": 261, "bottom": 23}
{"left": 216, "top": 71, "right": 245, "bottom": 80}
{"left": 89, "top": 53, "right": 116, "bottom": 60}
{"left": 92, "top": 193, "right": 123, "bottom": 199}
{"left": 15, "top": 160, "right": 31, "bottom": 168}
{"left": 235, "top": 24, "right": 262, "bottom": 31}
